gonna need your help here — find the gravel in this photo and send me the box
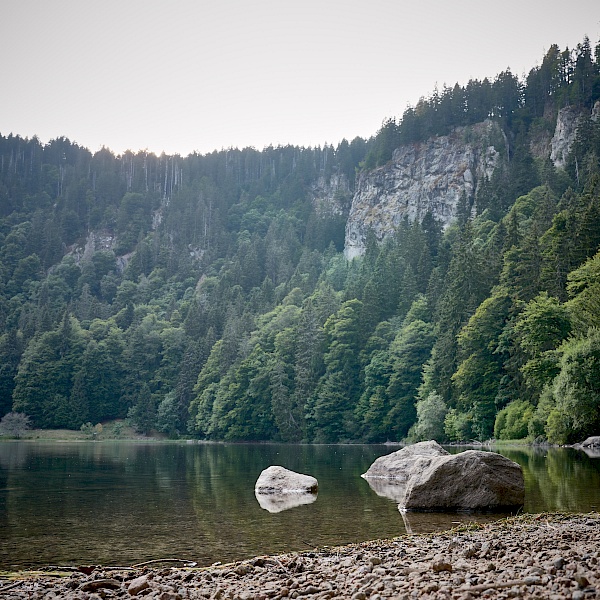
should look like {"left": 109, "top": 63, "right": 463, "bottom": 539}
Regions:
{"left": 1, "top": 513, "right": 599, "bottom": 599}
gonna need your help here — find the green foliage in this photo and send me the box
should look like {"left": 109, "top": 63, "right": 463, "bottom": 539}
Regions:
{"left": 514, "top": 292, "right": 572, "bottom": 394}
{"left": 1, "top": 35, "right": 599, "bottom": 445}
{"left": 408, "top": 392, "right": 448, "bottom": 442}
{"left": 444, "top": 408, "right": 473, "bottom": 442}
{"left": 547, "top": 329, "right": 600, "bottom": 444}
{"left": 494, "top": 400, "right": 534, "bottom": 440}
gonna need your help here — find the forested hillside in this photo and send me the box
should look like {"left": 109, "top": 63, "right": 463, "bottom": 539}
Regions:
{"left": 1, "top": 36, "right": 600, "bottom": 444}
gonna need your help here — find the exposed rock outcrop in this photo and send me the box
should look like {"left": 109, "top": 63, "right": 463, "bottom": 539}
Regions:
{"left": 344, "top": 121, "right": 503, "bottom": 258}
{"left": 550, "top": 106, "right": 583, "bottom": 169}
{"left": 362, "top": 441, "right": 524, "bottom": 511}
{"left": 310, "top": 172, "right": 352, "bottom": 217}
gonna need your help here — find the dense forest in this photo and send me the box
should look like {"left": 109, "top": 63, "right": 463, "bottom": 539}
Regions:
{"left": 1, "top": 36, "right": 600, "bottom": 444}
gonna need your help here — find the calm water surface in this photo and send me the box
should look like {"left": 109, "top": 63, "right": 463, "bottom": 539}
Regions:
{"left": 0, "top": 442, "right": 598, "bottom": 570}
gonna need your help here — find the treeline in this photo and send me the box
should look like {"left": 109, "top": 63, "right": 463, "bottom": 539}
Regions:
{"left": 365, "top": 36, "right": 600, "bottom": 168}
{"left": 1, "top": 36, "right": 600, "bottom": 444}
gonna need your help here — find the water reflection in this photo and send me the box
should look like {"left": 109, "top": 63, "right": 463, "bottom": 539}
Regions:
{"left": 363, "top": 477, "right": 408, "bottom": 503}
{"left": 255, "top": 490, "right": 318, "bottom": 513}
{"left": 0, "top": 441, "right": 598, "bottom": 570}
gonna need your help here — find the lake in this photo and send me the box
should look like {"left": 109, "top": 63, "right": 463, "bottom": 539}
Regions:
{"left": 0, "top": 441, "right": 599, "bottom": 571}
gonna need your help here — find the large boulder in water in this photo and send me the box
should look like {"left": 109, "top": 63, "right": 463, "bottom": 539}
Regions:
{"left": 363, "top": 441, "right": 449, "bottom": 480}
{"left": 362, "top": 441, "right": 524, "bottom": 511}
{"left": 255, "top": 466, "right": 318, "bottom": 494}
{"left": 574, "top": 436, "right": 600, "bottom": 458}
{"left": 402, "top": 449, "right": 524, "bottom": 510}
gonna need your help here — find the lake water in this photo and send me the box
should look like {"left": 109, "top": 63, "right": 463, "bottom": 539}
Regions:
{"left": 0, "top": 442, "right": 599, "bottom": 571}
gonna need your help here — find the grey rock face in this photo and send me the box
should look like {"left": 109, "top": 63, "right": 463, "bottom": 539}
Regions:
{"left": 344, "top": 121, "right": 503, "bottom": 258}
{"left": 403, "top": 450, "right": 524, "bottom": 510}
{"left": 255, "top": 466, "right": 318, "bottom": 494}
{"left": 310, "top": 173, "right": 353, "bottom": 217}
{"left": 362, "top": 442, "right": 524, "bottom": 511}
{"left": 551, "top": 106, "right": 583, "bottom": 169}
{"left": 580, "top": 436, "right": 600, "bottom": 447}
{"left": 362, "top": 441, "right": 449, "bottom": 480}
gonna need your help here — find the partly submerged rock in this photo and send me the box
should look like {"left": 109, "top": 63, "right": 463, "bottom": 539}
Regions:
{"left": 574, "top": 436, "right": 600, "bottom": 458}
{"left": 362, "top": 441, "right": 449, "bottom": 480}
{"left": 255, "top": 466, "right": 318, "bottom": 513}
{"left": 362, "top": 441, "right": 524, "bottom": 511}
{"left": 402, "top": 450, "right": 524, "bottom": 511}
{"left": 255, "top": 466, "right": 318, "bottom": 494}
{"left": 580, "top": 436, "right": 600, "bottom": 448}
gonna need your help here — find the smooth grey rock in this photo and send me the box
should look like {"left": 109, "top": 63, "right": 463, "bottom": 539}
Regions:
{"left": 362, "top": 441, "right": 449, "bottom": 480}
{"left": 362, "top": 442, "right": 524, "bottom": 511}
{"left": 128, "top": 575, "right": 150, "bottom": 596}
{"left": 403, "top": 450, "right": 524, "bottom": 510}
{"left": 255, "top": 466, "right": 318, "bottom": 495}
{"left": 573, "top": 436, "right": 600, "bottom": 458}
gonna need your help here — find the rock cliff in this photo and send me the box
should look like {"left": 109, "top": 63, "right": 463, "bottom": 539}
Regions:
{"left": 344, "top": 121, "right": 504, "bottom": 258}
{"left": 310, "top": 172, "right": 353, "bottom": 217}
{"left": 550, "top": 106, "right": 583, "bottom": 169}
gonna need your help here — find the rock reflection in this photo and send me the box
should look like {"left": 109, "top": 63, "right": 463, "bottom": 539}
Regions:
{"left": 363, "top": 477, "right": 408, "bottom": 504}
{"left": 580, "top": 447, "right": 600, "bottom": 459}
{"left": 365, "top": 473, "right": 516, "bottom": 534}
{"left": 255, "top": 490, "right": 318, "bottom": 513}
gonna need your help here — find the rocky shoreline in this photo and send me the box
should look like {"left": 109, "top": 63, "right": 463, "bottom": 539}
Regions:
{"left": 1, "top": 513, "right": 598, "bottom": 599}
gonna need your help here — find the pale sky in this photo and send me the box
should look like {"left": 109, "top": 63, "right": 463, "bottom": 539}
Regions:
{"left": 1, "top": 1, "right": 599, "bottom": 156}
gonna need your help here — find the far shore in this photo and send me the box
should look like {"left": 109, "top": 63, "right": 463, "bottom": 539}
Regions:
{"left": 0, "top": 421, "right": 537, "bottom": 447}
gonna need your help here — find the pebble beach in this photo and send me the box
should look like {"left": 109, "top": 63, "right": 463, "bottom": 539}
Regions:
{"left": 1, "top": 513, "right": 598, "bottom": 600}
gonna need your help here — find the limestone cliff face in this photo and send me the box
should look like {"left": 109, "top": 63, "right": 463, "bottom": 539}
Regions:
{"left": 550, "top": 101, "right": 600, "bottom": 169}
{"left": 550, "top": 106, "right": 583, "bottom": 169}
{"left": 310, "top": 173, "right": 353, "bottom": 217}
{"left": 344, "top": 121, "right": 504, "bottom": 259}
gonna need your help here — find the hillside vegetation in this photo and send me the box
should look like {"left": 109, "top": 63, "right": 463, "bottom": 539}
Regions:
{"left": 1, "top": 36, "right": 600, "bottom": 444}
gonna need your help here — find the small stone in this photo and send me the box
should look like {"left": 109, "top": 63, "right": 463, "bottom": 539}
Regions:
{"left": 351, "top": 593, "right": 366, "bottom": 600}
{"left": 302, "top": 585, "right": 320, "bottom": 595}
{"left": 369, "top": 557, "right": 382, "bottom": 566}
{"left": 572, "top": 592, "right": 585, "bottom": 600}
{"left": 80, "top": 578, "right": 122, "bottom": 592}
{"left": 553, "top": 557, "right": 566, "bottom": 570}
{"left": 574, "top": 572, "right": 590, "bottom": 587}
{"left": 158, "top": 592, "right": 181, "bottom": 600}
{"left": 128, "top": 575, "right": 150, "bottom": 596}
{"left": 235, "top": 564, "right": 253, "bottom": 576}
{"left": 431, "top": 555, "right": 452, "bottom": 572}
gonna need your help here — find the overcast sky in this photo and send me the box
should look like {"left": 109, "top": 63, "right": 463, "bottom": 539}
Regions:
{"left": 1, "top": 1, "right": 599, "bottom": 156}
